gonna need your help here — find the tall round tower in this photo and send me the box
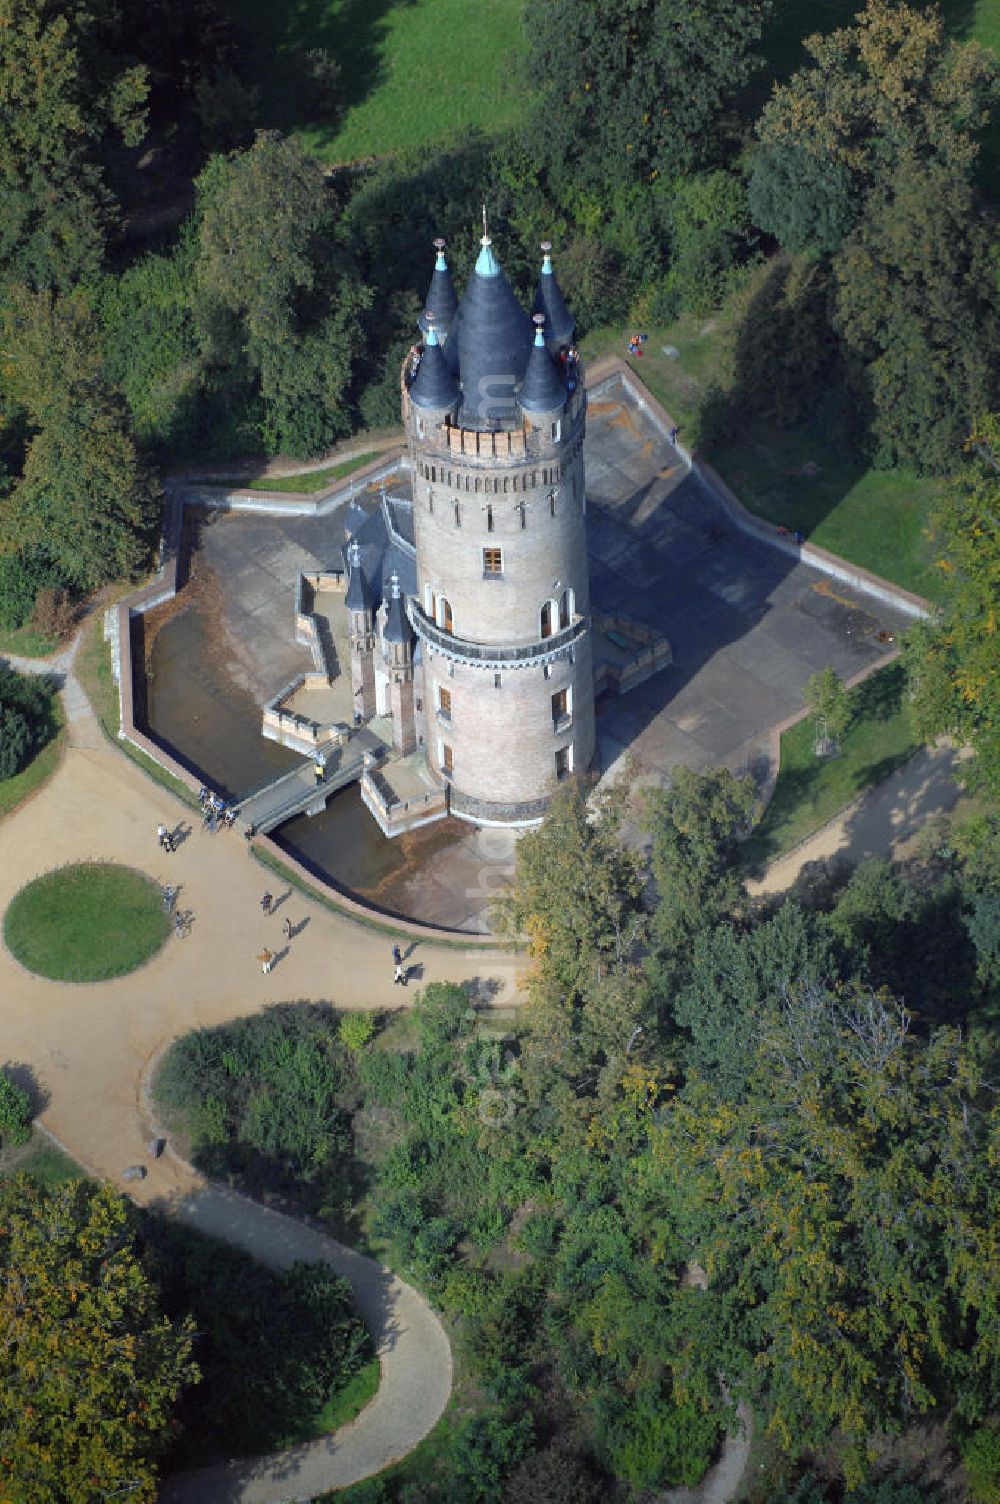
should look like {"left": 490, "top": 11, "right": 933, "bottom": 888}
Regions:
{"left": 401, "top": 232, "right": 594, "bottom": 825}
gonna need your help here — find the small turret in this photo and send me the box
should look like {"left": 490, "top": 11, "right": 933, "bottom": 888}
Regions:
{"left": 533, "top": 241, "right": 575, "bottom": 352}
{"left": 345, "top": 538, "right": 372, "bottom": 614}
{"left": 418, "top": 238, "right": 458, "bottom": 342}
{"left": 383, "top": 571, "right": 409, "bottom": 648}
{"left": 519, "top": 315, "right": 567, "bottom": 415}
{"left": 410, "top": 314, "right": 460, "bottom": 413}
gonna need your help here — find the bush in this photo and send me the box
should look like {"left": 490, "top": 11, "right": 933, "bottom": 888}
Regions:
{"left": 0, "top": 549, "right": 66, "bottom": 631}
{"left": 339, "top": 1011, "right": 376, "bottom": 1053}
{"left": 147, "top": 1222, "right": 371, "bottom": 1463}
{"left": 413, "top": 983, "right": 471, "bottom": 1050}
{"left": 604, "top": 1390, "right": 721, "bottom": 1489}
{"left": 30, "top": 587, "right": 75, "bottom": 640}
{"left": 0, "top": 1069, "right": 31, "bottom": 1148}
{"left": 0, "top": 666, "right": 58, "bottom": 778}
{"left": 964, "top": 1422, "right": 1000, "bottom": 1504}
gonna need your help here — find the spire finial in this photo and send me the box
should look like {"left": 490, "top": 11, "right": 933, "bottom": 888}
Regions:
{"left": 433, "top": 236, "right": 447, "bottom": 271}
{"left": 532, "top": 312, "right": 546, "bottom": 348}
{"left": 348, "top": 537, "right": 361, "bottom": 567}
{"left": 389, "top": 570, "right": 401, "bottom": 600}
{"left": 482, "top": 202, "right": 488, "bottom": 242}
{"left": 424, "top": 310, "right": 439, "bottom": 346}
{"left": 540, "top": 240, "right": 553, "bottom": 274}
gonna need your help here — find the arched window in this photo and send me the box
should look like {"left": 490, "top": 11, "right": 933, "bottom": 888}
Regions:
{"left": 540, "top": 601, "right": 554, "bottom": 640}
{"left": 438, "top": 597, "right": 453, "bottom": 634}
{"left": 559, "top": 588, "right": 574, "bottom": 629}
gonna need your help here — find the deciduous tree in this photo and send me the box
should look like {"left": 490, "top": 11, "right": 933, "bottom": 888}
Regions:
{"left": 0, "top": 1175, "right": 197, "bottom": 1504}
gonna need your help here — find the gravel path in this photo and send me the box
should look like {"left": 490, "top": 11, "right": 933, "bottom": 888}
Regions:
{"left": 0, "top": 636, "right": 517, "bottom": 1501}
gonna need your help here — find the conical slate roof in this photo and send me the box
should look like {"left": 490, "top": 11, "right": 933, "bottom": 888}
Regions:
{"left": 383, "top": 572, "right": 409, "bottom": 644}
{"left": 344, "top": 540, "right": 371, "bottom": 612}
{"left": 409, "top": 320, "right": 459, "bottom": 411}
{"left": 533, "top": 243, "right": 575, "bottom": 351}
{"left": 455, "top": 236, "right": 533, "bottom": 427}
{"left": 519, "top": 321, "right": 566, "bottom": 414}
{"left": 418, "top": 239, "right": 458, "bottom": 340}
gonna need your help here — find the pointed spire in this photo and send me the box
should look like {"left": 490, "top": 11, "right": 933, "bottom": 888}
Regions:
{"left": 345, "top": 536, "right": 371, "bottom": 612}
{"left": 384, "top": 569, "right": 409, "bottom": 644}
{"left": 475, "top": 232, "right": 501, "bottom": 279}
{"left": 519, "top": 314, "right": 566, "bottom": 414}
{"left": 418, "top": 236, "right": 458, "bottom": 339}
{"left": 410, "top": 312, "right": 460, "bottom": 411}
{"left": 533, "top": 240, "right": 575, "bottom": 351}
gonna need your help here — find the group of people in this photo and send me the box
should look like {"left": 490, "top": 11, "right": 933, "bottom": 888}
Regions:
{"left": 627, "top": 331, "right": 648, "bottom": 358}
{"left": 156, "top": 823, "right": 176, "bottom": 854}
{"left": 198, "top": 786, "right": 238, "bottom": 832}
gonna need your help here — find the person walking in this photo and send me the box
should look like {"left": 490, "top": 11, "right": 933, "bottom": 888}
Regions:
{"left": 260, "top": 891, "right": 273, "bottom": 916}
{"left": 392, "top": 944, "right": 406, "bottom": 986}
{"left": 314, "top": 753, "right": 326, "bottom": 784}
{"left": 257, "top": 947, "right": 274, "bottom": 975}
{"left": 282, "top": 916, "right": 293, "bottom": 941}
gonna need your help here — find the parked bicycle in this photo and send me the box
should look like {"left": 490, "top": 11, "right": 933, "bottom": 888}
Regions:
{"left": 162, "top": 883, "right": 178, "bottom": 914}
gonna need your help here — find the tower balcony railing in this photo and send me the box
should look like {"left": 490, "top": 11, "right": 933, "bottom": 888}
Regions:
{"left": 406, "top": 599, "right": 586, "bottom": 669}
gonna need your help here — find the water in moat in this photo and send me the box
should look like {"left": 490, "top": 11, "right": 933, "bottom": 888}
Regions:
{"left": 143, "top": 605, "right": 470, "bottom": 920}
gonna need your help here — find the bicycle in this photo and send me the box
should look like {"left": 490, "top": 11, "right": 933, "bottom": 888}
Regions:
{"left": 173, "top": 909, "right": 193, "bottom": 939}
{"left": 162, "top": 884, "right": 178, "bottom": 914}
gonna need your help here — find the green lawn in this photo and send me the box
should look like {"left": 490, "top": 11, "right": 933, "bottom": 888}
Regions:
{"left": 0, "top": 623, "right": 62, "bottom": 657}
{"left": 741, "top": 661, "right": 919, "bottom": 872}
{"left": 245, "top": 450, "right": 380, "bottom": 493}
{"left": 300, "top": 1356, "right": 380, "bottom": 1440}
{"left": 0, "top": 1129, "right": 82, "bottom": 1185}
{"left": 226, "top": 0, "right": 527, "bottom": 164}
{"left": 4, "top": 862, "right": 171, "bottom": 982}
{"left": 0, "top": 703, "right": 65, "bottom": 821}
{"left": 581, "top": 314, "right": 944, "bottom": 601}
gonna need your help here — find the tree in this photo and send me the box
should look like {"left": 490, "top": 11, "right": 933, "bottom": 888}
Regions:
{"left": 653, "top": 989, "right": 1000, "bottom": 1483}
{"left": 832, "top": 164, "right": 998, "bottom": 471}
{"left": 750, "top": 0, "right": 999, "bottom": 256}
{"left": 805, "top": 667, "right": 850, "bottom": 753}
{"left": 524, "top": 0, "right": 772, "bottom": 188}
{"left": 0, "top": 1175, "right": 197, "bottom": 1503}
{"left": 643, "top": 766, "right": 756, "bottom": 990}
{"left": 666, "top": 171, "right": 754, "bottom": 317}
{"left": 0, "top": 1068, "right": 31, "bottom": 1147}
{"left": 905, "top": 417, "right": 1000, "bottom": 797}
{"left": 0, "top": 0, "right": 148, "bottom": 289}
{"left": 0, "top": 287, "right": 161, "bottom": 588}
{"left": 492, "top": 778, "right": 646, "bottom": 1051}
{"left": 0, "top": 663, "right": 57, "bottom": 777}
{"left": 193, "top": 132, "right": 371, "bottom": 457}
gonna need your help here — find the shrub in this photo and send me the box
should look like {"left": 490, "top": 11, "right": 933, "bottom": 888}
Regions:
{"left": 30, "top": 586, "right": 75, "bottom": 640}
{"left": 0, "top": 1070, "right": 31, "bottom": 1148}
{"left": 0, "top": 706, "right": 34, "bottom": 779}
{"left": 964, "top": 1422, "right": 1000, "bottom": 1504}
{"left": 339, "top": 1011, "right": 376, "bottom": 1053}
{"left": 413, "top": 982, "right": 471, "bottom": 1050}
{"left": 0, "top": 549, "right": 66, "bottom": 631}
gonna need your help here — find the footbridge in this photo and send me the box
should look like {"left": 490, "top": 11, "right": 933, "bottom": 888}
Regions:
{"left": 234, "top": 729, "right": 386, "bottom": 834}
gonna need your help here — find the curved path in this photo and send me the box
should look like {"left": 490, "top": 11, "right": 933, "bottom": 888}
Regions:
{"left": 0, "top": 634, "right": 519, "bottom": 1501}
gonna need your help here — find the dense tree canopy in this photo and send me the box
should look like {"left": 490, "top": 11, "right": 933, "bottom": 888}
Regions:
{"left": 0, "top": 287, "right": 160, "bottom": 587}
{"left": 0, "top": 1176, "right": 196, "bottom": 1504}
{"left": 905, "top": 416, "right": 1000, "bottom": 798}
{"left": 0, "top": 0, "right": 148, "bottom": 290}
{"left": 750, "top": 0, "right": 999, "bottom": 256}
{"left": 524, "top": 0, "right": 772, "bottom": 187}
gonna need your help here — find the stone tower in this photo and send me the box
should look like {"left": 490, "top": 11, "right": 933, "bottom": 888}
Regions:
{"left": 400, "top": 231, "right": 595, "bottom": 824}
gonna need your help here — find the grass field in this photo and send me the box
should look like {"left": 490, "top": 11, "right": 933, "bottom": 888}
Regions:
{"left": 4, "top": 862, "right": 171, "bottom": 982}
{"left": 0, "top": 1130, "right": 82, "bottom": 1185}
{"left": 226, "top": 0, "right": 527, "bottom": 164}
{"left": 581, "top": 313, "right": 945, "bottom": 601}
{"left": 741, "top": 661, "right": 919, "bottom": 872}
{"left": 246, "top": 451, "right": 379, "bottom": 493}
{"left": 0, "top": 623, "right": 61, "bottom": 657}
